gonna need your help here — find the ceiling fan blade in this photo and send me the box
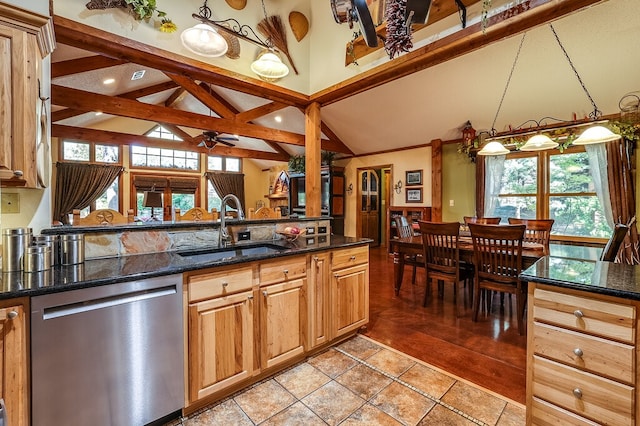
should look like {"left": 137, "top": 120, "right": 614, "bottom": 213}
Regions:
{"left": 217, "top": 140, "right": 235, "bottom": 147}
{"left": 217, "top": 136, "right": 238, "bottom": 142}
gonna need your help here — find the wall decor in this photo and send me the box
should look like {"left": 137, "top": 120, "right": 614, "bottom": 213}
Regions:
{"left": 406, "top": 188, "right": 423, "bottom": 203}
{"left": 405, "top": 170, "right": 422, "bottom": 186}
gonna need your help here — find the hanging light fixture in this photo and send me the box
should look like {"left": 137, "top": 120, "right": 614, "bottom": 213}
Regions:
{"left": 519, "top": 133, "right": 558, "bottom": 151}
{"left": 181, "top": 1, "right": 228, "bottom": 57}
{"left": 478, "top": 141, "right": 510, "bottom": 156}
{"left": 251, "top": 49, "right": 289, "bottom": 81}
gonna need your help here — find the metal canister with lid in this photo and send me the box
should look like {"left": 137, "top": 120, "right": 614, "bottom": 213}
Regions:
{"left": 33, "top": 234, "right": 60, "bottom": 267}
{"left": 2, "top": 228, "right": 32, "bottom": 271}
{"left": 24, "top": 244, "right": 51, "bottom": 272}
{"left": 60, "top": 234, "right": 85, "bottom": 265}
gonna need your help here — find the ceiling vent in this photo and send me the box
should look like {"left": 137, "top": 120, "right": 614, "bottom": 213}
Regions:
{"left": 131, "top": 70, "right": 146, "bottom": 81}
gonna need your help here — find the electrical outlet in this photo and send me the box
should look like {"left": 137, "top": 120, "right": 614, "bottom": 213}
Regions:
{"left": 1, "top": 193, "right": 20, "bottom": 213}
{"left": 238, "top": 231, "right": 251, "bottom": 241}
{"left": 449, "top": 199, "right": 455, "bottom": 207}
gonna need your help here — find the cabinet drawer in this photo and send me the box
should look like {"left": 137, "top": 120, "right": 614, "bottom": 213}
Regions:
{"left": 188, "top": 266, "right": 253, "bottom": 302}
{"left": 533, "top": 288, "right": 636, "bottom": 344}
{"left": 531, "top": 397, "right": 599, "bottom": 426}
{"left": 532, "top": 356, "right": 634, "bottom": 426}
{"left": 332, "top": 246, "right": 369, "bottom": 270}
{"left": 259, "top": 256, "right": 306, "bottom": 285}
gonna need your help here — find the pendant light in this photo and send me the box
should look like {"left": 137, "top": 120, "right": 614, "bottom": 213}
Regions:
{"left": 477, "top": 141, "right": 510, "bottom": 156}
{"left": 251, "top": 49, "right": 289, "bottom": 82}
{"left": 573, "top": 125, "right": 621, "bottom": 145}
{"left": 181, "top": 1, "right": 228, "bottom": 57}
{"left": 520, "top": 134, "right": 559, "bottom": 151}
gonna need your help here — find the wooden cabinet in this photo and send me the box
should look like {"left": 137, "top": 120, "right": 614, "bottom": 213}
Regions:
{"left": 331, "top": 246, "right": 370, "bottom": 338}
{"left": 387, "top": 206, "right": 431, "bottom": 250}
{"left": 259, "top": 256, "right": 306, "bottom": 370}
{"left": 0, "top": 299, "right": 28, "bottom": 426}
{"left": 289, "top": 167, "right": 345, "bottom": 235}
{"left": 186, "top": 266, "right": 255, "bottom": 403}
{"left": 308, "top": 252, "right": 330, "bottom": 349}
{"left": 526, "top": 284, "right": 638, "bottom": 425}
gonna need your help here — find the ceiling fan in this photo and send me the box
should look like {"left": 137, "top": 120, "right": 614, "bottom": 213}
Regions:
{"left": 196, "top": 131, "right": 238, "bottom": 149}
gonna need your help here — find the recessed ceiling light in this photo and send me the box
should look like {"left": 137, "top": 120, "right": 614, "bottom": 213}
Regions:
{"left": 131, "top": 70, "right": 146, "bottom": 80}
{"left": 103, "top": 78, "right": 115, "bottom": 85}
{"left": 274, "top": 115, "right": 282, "bottom": 123}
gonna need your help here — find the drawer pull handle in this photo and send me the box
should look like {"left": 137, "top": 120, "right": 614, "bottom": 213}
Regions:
{"left": 573, "top": 310, "right": 584, "bottom": 319}
{"left": 263, "top": 290, "right": 268, "bottom": 297}
{"left": 573, "top": 348, "right": 584, "bottom": 357}
{"left": 573, "top": 388, "right": 583, "bottom": 399}
{"left": 283, "top": 269, "right": 289, "bottom": 274}
{"left": 7, "top": 310, "right": 18, "bottom": 320}
{"left": 222, "top": 282, "right": 229, "bottom": 288}
{"left": 247, "top": 295, "right": 253, "bottom": 300}
{"left": 313, "top": 256, "right": 319, "bottom": 262}
{"left": 350, "top": 255, "right": 356, "bottom": 260}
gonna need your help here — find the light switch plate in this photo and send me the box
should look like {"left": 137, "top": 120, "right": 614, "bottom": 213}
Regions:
{"left": 1, "top": 193, "right": 19, "bottom": 213}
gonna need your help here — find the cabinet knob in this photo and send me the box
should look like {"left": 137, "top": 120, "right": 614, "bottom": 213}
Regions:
{"left": 313, "top": 256, "right": 319, "bottom": 262}
{"left": 573, "top": 310, "right": 584, "bottom": 319}
{"left": 7, "top": 310, "right": 18, "bottom": 320}
{"left": 283, "top": 269, "right": 289, "bottom": 274}
{"left": 573, "top": 388, "right": 583, "bottom": 399}
{"left": 350, "top": 255, "right": 356, "bottom": 261}
{"left": 247, "top": 295, "right": 253, "bottom": 300}
{"left": 263, "top": 290, "right": 268, "bottom": 297}
{"left": 222, "top": 282, "right": 228, "bottom": 288}
{"left": 573, "top": 348, "right": 584, "bottom": 357}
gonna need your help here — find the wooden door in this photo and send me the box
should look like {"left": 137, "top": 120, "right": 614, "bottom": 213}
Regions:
{"left": 331, "top": 264, "right": 369, "bottom": 338}
{"left": 0, "top": 304, "right": 28, "bottom": 426}
{"left": 260, "top": 279, "right": 306, "bottom": 370}
{"left": 359, "top": 169, "right": 380, "bottom": 245}
{"left": 308, "top": 253, "right": 330, "bottom": 348}
{"left": 188, "top": 291, "right": 254, "bottom": 402}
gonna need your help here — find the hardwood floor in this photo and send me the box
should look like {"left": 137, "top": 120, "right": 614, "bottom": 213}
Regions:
{"left": 363, "top": 245, "right": 527, "bottom": 404}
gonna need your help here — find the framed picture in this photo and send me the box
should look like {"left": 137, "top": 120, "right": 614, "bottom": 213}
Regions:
{"left": 406, "top": 170, "right": 422, "bottom": 186}
{"left": 406, "top": 188, "right": 423, "bottom": 203}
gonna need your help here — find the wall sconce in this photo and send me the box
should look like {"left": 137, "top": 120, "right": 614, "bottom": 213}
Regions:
{"left": 393, "top": 180, "right": 402, "bottom": 194}
{"left": 346, "top": 183, "right": 353, "bottom": 195}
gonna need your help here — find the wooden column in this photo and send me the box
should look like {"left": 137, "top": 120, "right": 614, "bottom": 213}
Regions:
{"left": 305, "top": 102, "right": 322, "bottom": 217}
{"left": 431, "top": 138, "right": 442, "bottom": 221}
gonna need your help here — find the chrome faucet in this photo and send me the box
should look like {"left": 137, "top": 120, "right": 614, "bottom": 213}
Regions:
{"left": 218, "top": 194, "right": 245, "bottom": 247}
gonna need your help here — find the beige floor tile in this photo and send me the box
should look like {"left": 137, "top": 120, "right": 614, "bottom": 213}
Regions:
{"left": 418, "top": 404, "right": 476, "bottom": 425}
{"left": 341, "top": 403, "right": 403, "bottom": 426}
{"left": 233, "top": 380, "right": 296, "bottom": 424}
{"left": 275, "top": 362, "right": 331, "bottom": 399}
{"left": 301, "top": 381, "right": 365, "bottom": 425}
{"left": 336, "top": 363, "right": 393, "bottom": 400}
{"left": 400, "top": 363, "right": 456, "bottom": 399}
{"left": 366, "top": 348, "right": 416, "bottom": 377}
{"left": 370, "top": 381, "right": 435, "bottom": 425}
{"left": 183, "top": 399, "right": 253, "bottom": 426}
{"left": 337, "top": 335, "right": 383, "bottom": 360}
{"left": 260, "top": 401, "right": 326, "bottom": 426}
{"left": 497, "top": 403, "right": 526, "bottom": 426}
{"left": 307, "top": 348, "right": 358, "bottom": 378}
{"left": 441, "top": 381, "right": 507, "bottom": 425}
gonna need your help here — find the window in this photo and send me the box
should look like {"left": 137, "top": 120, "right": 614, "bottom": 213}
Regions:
{"left": 207, "top": 181, "right": 221, "bottom": 212}
{"left": 62, "top": 141, "right": 119, "bottom": 163}
{"left": 130, "top": 146, "right": 199, "bottom": 170}
{"left": 207, "top": 155, "right": 241, "bottom": 172}
{"left": 489, "top": 148, "right": 611, "bottom": 240}
{"left": 146, "top": 125, "right": 183, "bottom": 141}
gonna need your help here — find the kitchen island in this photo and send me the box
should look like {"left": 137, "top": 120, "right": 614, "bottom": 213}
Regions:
{"left": 521, "top": 257, "right": 640, "bottom": 425}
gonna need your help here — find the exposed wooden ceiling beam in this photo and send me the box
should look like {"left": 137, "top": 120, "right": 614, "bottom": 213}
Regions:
{"left": 166, "top": 74, "right": 237, "bottom": 119}
{"left": 51, "top": 124, "right": 289, "bottom": 161}
{"left": 53, "top": 15, "right": 309, "bottom": 107}
{"left": 52, "top": 55, "right": 126, "bottom": 78}
{"left": 235, "top": 102, "right": 288, "bottom": 123}
{"left": 164, "top": 87, "right": 186, "bottom": 107}
{"left": 320, "top": 121, "right": 353, "bottom": 156}
{"left": 158, "top": 123, "right": 195, "bottom": 142}
{"left": 52, "top": 84, "right": 308, "bottom": 146}
{"left": 312, "top": 0, "right": 604, "bottom": 106}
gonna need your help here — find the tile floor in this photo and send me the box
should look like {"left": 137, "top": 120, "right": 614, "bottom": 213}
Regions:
{"left": 171, "top": 335, "right": 525, "bottom": 426}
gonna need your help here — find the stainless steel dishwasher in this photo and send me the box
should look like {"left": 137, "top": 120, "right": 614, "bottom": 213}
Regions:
{"left": 31, "top": 274, "right": 184, "bottom": 426}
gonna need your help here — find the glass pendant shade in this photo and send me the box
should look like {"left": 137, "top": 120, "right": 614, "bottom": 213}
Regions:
{"left": 520, "top": 134, "right": 559, "bottom": 151}
{"left": 477, "top": 141, "right": 510, "bottom": 156}
{"left": 250, "top": 50, "right": 289, "bottom": 82}
{"left": 573, "top": 125, "right": 621, "bottom": 145}
{"left": 181, "top": 24, "right": 228, "bottom": 57}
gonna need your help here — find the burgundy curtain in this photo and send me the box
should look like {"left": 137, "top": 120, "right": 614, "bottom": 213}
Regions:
{"left": 205, "top": 172, "right": 245, "bottom": 211}
{"left": 54, "top": 162, "right": 124, "bottom": 224}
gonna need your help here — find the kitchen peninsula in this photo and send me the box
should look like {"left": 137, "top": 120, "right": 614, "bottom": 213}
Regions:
{"left": 522, "top": 257, "right": 640, "bottom": 425}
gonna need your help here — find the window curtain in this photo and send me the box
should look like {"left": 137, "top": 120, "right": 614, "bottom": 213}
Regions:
{"left": 483, "top": 155, "right": 506, "bottom": 217}
{"left": 205, "top": 172, "right": 245, "bottom": 211}
{"left": 584, "top": 144, "right": 615, "bottom": 227}
{"left": 53, "top": 162, "right": 124, "bottom": 224}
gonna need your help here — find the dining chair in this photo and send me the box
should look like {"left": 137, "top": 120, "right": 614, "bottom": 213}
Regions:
{"left": 507, "top": 218, "right": 555, "bottom": 255}
{"left": 464, "top": 216, "right": 501, "bottom": 225}
{"left": 419, "top": 221, "right": 474, "bottom": 309}
{"left": 600, "top": 223, "right": 629, "bottom": 262}
{"left": 396, "top": 215, "right": 423, "bottom": 284}
{"left": 175, "top": 207, "right": 219, "bottom": 221}
{"left": 71, "top": 209, "right": 134, "bottom": 225}
{"left": 469, "top": 223, "right": 527, "bottom": 335}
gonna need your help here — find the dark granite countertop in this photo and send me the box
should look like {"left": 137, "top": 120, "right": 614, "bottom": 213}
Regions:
{"left": 0, "top": 236, "right": 369, "bottom": 300}
{"left": 521, "top": 256, "right": 640, "bottom": 300}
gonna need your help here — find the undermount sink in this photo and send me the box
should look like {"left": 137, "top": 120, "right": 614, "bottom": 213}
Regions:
{"left": 177, "top": 243, "right": 287, "bottom": 262}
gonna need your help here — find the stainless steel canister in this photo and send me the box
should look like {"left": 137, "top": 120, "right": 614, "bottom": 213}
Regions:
{"left": 33, "top": 234, "right": 59, "bottom": 267}
{"left": 2, "top": 228, "right": 32, "bottom": 271}
{"left": 24, "top": 244, "right": 51, "bottom": 272}
{"left": 60, "top": 234, "right": 85, "bottom": 265}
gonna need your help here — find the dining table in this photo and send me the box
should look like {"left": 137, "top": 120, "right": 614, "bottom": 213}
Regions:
{"left": 389, "top": 235, "right": 546, "bottom": 295}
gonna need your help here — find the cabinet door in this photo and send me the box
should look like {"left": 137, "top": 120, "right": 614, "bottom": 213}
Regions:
{"left": 0, "top": 304, "right": 28, "bottom": 426}
{"left": 260, "top": 279, "right": 306, "bottom": 370}
{"left": 331, "top": 264, "right": 369, "bottom": 337}
{"left": 188, "top": 291, "right": 254, "bottom": 402}
{"left": 308, "top": 253, "right": 330, "bottom": 348}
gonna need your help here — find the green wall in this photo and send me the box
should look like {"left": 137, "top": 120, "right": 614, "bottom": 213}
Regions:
{"left": 442, "top": 144, "right": 476, "bottom": 222}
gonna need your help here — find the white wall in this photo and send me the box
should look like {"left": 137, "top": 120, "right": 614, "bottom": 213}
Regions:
{"left": 2, "top": 0, "right": 49, "bottom": 16}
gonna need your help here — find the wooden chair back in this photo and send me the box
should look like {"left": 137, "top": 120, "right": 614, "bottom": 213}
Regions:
{"left": 508, "top": 218, "right": 554, "bottom": 255}
{"left": 72, "top": 209, "right": 133, "bottom": 225}
{"left": 464, "top": 216, "right": 501, "bottom": 225}
{"left": 175, "top": 207, "right": 219, "bottom": 222}
{"left": 247, "top": 206, "right": 281, "bottom": 219}
{"left": 600, "top": 223, "right": 629, "bottom": 262}
{"left": 418, "top": 221, "right": 462, "bottom": 277}
{"left": 396, "top": 216, "right": 415, "bottom": 238}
